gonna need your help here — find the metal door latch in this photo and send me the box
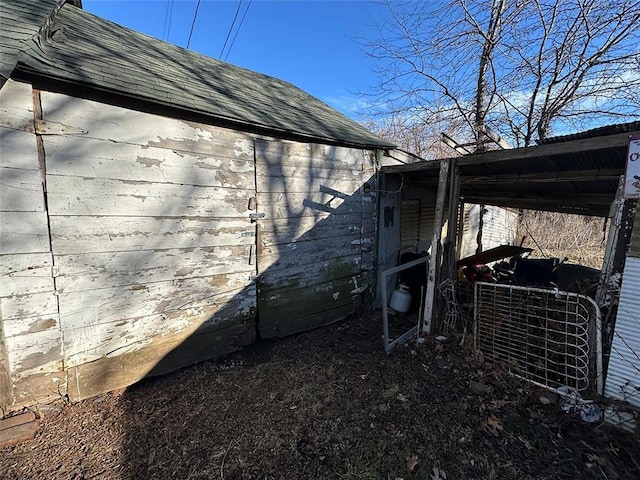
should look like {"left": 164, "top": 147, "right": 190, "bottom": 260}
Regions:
{"left": 249, "top": 213, "right": 265, "bottom": 223}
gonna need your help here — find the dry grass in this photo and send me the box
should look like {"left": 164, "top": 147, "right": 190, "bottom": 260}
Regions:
{"left": 517, "top": 211, "right": 606, "bottom": 269}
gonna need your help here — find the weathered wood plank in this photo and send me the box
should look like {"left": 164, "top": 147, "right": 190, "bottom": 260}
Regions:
{"left": 2, "top": 315, "right": 59, "bottom": 339}
{"left": 46, "top": 175, "right": 252, "bottom": 217}
{"left": 44, "top": 135, "right": 255, "bottom": 189}
{"left": 12, "top": 370, "right": 67, "bottom": 407}
{"left": 257, "top": 175, "right": 365, "bottom": 195}
{"left": 0, "top": 167, "right": 45, "bottom": 212}
{"left": 259, "top": 301, "right": 358, "bottom": 339}
{"left": 5, "top": 328, "right": 63, "bottom": 375}
{"left": 259, "top": 254, "right": 361, "bottom": 291}
{"left": 0, "top": 253, "right": 53, "bottom": 296}
{"left": 64, "top": 293, "right": 255, "bottom": 368}
{"left": 58, "top": 274, "right": 255, "bottom": 330}
{"left": 255, "top": 139, "right": 369, "bottom": 170}
{"left": 0, "top": 211, "right": 52, "bottom": 254}
{"left": 67, "top": 315, "right": 255, "bottom": 401}
{"left": 258, "top": 233, "right": 362, "bottom": 273}
{"left": 0, "top": 291, "right": 58, "bottom": 321}
{"left": 0, "top": 127, "right": 39, "bottom": 170}
{"left": 0, "top": 80, "right": 34, "bottom": 133}
{"left": 259, "top": 213, "right": 363, "bottom": 246}
{"left": 49, "top": 216, "right": 254, "bottom": 254}
{"left": 257, "top": 192, "right": 365, "bottom": 220}
{"left": 54, "top": 246, "right": 254, "bottom": 292}
{"left": 259, "top": 275, "right": 360, "bottom": 318}
{"left": 40, "top": 90, "right": 254, "bottom": 159}
{"left": 0, "top": 334, "right": 12, "bottom": 410}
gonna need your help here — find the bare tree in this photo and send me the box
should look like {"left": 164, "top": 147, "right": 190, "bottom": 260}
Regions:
{"left": 365, "top": 0, "right": 640, "bottom": 149}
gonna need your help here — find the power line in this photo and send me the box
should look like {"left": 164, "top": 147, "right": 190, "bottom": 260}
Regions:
{"left": 223, "top": 0, "right": 252, "bottom": 62}
{"left": 219, "top": 1, "right": 243, "bottom": 59}
{"left": 186, "top": 0, "right": 202, "bottom": 49}
{"left": 162, "top": 0, "right": 175, "bottom": 41}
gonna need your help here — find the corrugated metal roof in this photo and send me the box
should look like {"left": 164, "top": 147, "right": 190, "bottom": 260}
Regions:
{"left": 3, "top": 1, "right": 391, "bottom": 148}
{"left": 540, "top": 121, "right": 640, "bottom": 145}
{"left": 604, "top": 257, "right": 640, "bottom": 408}
{"left": 383, "top": 121, "right": 637, "bottom": 216}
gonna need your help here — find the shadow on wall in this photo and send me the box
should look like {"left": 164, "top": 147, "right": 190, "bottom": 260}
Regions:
{"left": 1, "top": 86, "right": 378, "bottom": 473}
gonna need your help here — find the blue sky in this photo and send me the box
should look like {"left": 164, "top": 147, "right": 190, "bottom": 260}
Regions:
{"left": 82, "top": 0, "right": 388, "bottom": 120}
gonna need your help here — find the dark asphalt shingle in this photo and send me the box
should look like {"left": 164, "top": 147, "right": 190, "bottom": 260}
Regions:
{"left": 4, "top": 1, "right": 391, "bottom": 148}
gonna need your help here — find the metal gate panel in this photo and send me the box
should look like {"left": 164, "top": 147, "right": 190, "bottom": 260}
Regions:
{"left": 474, "top": 282, "right": 602, "bottom": 393}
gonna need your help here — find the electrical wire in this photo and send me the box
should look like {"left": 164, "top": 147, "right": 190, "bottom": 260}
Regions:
{"left": 223, "top": 0, "right": 252, "bottom": 62}
{"left": 219, "top": 1, "right": 243, "bottom": 59}
{"left": 186, "top": 0, "right": 202, "bottom": 49}
{"left": 162, "top": 0, "right": 174, "bottom": 41}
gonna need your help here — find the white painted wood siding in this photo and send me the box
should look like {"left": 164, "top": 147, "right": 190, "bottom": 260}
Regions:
{"left": 255, "top": 139, "right": 377, "bottom": 338}
{"left": 0, "top": 81, "right": 64, "bottom": 405}
{"left": 37, "top": 91, "right": 257, "bottom": 396}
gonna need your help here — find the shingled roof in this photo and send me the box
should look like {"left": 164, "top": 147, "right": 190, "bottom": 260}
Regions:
{"left": 3, "top": 0, "right": 392, "bottom": 148}
{"left": 0, "top": 0, "right": 59, "bottom": 84}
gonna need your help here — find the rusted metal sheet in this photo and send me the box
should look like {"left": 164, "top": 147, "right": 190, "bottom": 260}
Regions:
{"left": 604, "top": 257, "right": 640, "bottom": 408}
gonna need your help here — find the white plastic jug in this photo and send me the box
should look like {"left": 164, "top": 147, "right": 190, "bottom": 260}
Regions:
{"left": 389, "top": 284, "right": 412, "bottom": 313}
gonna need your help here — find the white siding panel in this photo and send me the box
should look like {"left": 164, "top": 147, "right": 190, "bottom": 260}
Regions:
{"left": 58, "top": 273, "right": 254, "bottom": 330}
{"left": 0, "top": 167, "right": 45, "bottom": 212}
{"left": 39, "top": 91, "right": 254, "bottom": 159}
{"left": 44, "top": 135, "right": 253, "bottom": 189}
{"left": 46, "top": 176, "right": 251, "bottom": 217}
{"left": 0, "top": 253, "right": 53, "bottom": 296}
{"left": 54, "top": 246, "right": 253, "bottom": 292}
{"left": 0, "top": 127, "right": 39, "bottom": 170}
{"left": 49, "top": 216, "right": 254, "bottom": 254}
{"left": 0, "top": 80, "right": 34, "bottom": 132}
{"left": 604, "top": 257, "right": 640, "bottom": 408}
{"left": 0, "top": 211, "right": 50, "bottom": 254}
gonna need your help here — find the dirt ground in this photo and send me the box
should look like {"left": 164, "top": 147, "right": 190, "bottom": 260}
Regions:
{"left": 1, "top": 312, "right": 639, "bottom": 480}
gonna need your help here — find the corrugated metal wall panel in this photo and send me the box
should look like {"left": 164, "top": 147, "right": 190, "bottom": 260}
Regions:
{"left": 482, "top": 206, "right": 518, "bottom": 250}
{"left": 400, "top": 200, "right": 421, "bottom": 251}
{"left": 400, "top": 201, "right": 435, "bottom": 253}
{"left": 630, "top": 205, "right": 640, "bottom": 257}
{"left": 604, "top": 257, "right": 640, "bottom": 408}
{"left": 459, "top": 204, "right": 518, "bottom": 259}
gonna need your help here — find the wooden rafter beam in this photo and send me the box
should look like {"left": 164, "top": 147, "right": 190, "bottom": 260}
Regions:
{"left": 411, "top": 168, "right": 622, "bottom": 185}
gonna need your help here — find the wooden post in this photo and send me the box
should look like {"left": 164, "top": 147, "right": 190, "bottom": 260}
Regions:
{"left": 422, "top": 159, "right": 450, "bottom": 334}
{"left": 444, "top": 162, "right": 460, "bottom": 281}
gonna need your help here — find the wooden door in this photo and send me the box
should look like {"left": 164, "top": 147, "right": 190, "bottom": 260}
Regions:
{"left": 254, "top": 139, "right": 376, "bottom": 338}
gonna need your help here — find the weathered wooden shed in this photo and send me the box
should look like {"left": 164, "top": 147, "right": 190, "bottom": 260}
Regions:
{"left": 0, "top": 0, "right": 394, "bottom": 409}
